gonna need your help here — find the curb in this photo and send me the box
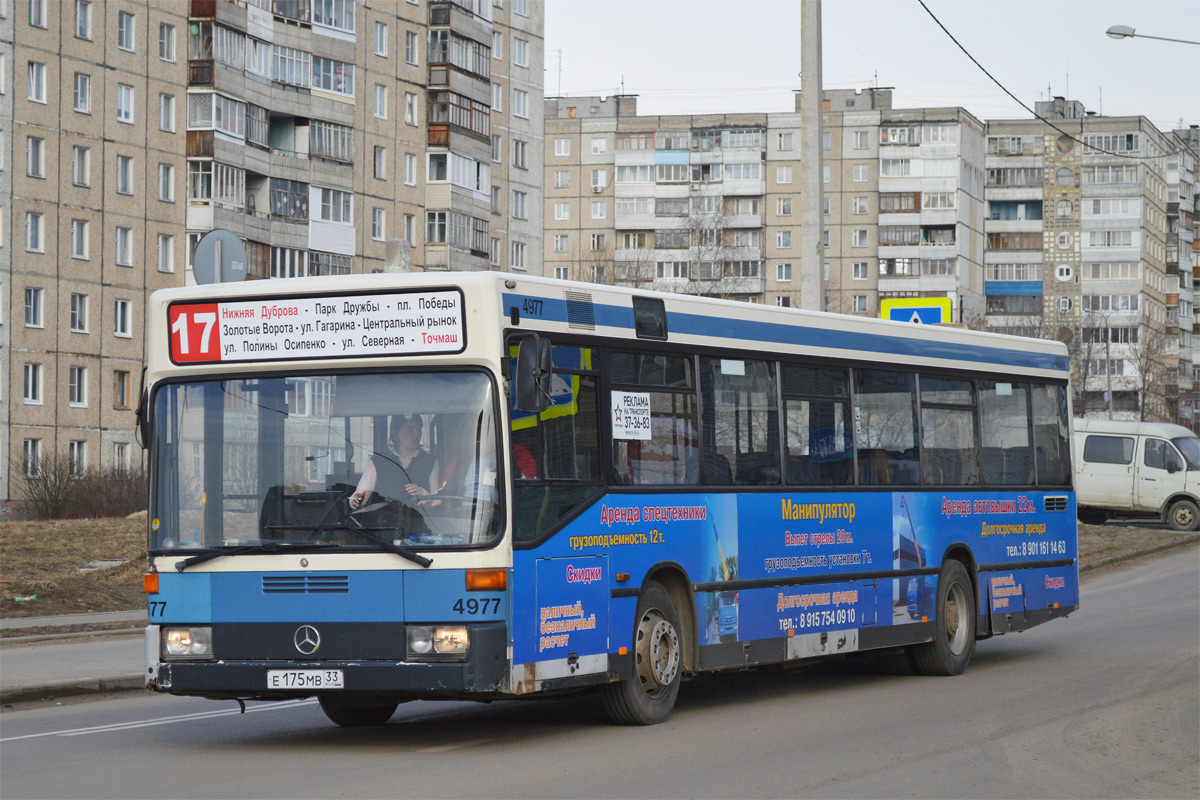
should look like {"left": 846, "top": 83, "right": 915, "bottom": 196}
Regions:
{"left": 0, "top": 675, "right": 146, "bottom": 705}
{"left": 1079, "top": 535, "right": 1200, "bottom": 573}
{"left": 2, "top": 627, "right": 144, "bottom": 645}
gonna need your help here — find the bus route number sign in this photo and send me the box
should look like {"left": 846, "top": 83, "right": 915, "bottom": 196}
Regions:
{"left": 167, "top": 290, "right": 464, "bottom": 364}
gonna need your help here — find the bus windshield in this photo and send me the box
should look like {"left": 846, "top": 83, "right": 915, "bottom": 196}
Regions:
{"left": 150, "top": 371, "right": 500, "bottom": 552}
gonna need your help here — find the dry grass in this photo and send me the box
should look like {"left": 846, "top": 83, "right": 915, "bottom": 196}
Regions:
{"left": 0, "top": 516, "right": 147, "bottom": 618}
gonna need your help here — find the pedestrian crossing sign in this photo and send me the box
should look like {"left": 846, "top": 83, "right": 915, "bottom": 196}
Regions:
{"left": 880, "top": 297, "right": 952, "bottom": 325}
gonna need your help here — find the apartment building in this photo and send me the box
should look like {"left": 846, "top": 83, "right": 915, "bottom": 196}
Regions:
{"left": 1, "top": 0, "right": 544, "bottom": 506}
{"left": 4, "top": 0, "right": 190, "bottom": 506}
{"left": 543, "top": 95, "right": 804, "bottom": 304}
{"left": 1169, "top": 125, "right": 1198, "bottom": 425}
{"left": 819, "top": 89, "right": 986, "bottom": 321}
{"left": 983, "top": 98, "right": 1180, "bottom": 422}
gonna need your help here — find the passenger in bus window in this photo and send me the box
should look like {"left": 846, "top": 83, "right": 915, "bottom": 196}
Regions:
{"left": 350, "top": 414, "right": 440, "bottom": 509}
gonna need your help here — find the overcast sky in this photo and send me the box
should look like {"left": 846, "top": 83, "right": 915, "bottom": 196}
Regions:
{"left": 543, "top": 0, "right": 1199, "bottom": 132}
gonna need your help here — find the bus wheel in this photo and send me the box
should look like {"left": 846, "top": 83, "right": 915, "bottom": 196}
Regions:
{"left": 318, "top": 695, "right": 399, "bottom": 727}
{"left": 913, "top": 560, "right": 975, "bottom": 677}
{"left": 600, "top": 581, "right": 682, "bottom": 725}
{"left": 1167, "top": 499, "right": 1200, "bottom": 531}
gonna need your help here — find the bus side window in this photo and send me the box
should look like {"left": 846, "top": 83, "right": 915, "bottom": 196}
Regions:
{"left": 855, "top": 369, "right": 919, "bottom": 486}
{"left": 781, "top": 365, "right": 853, "bottom": 486}
{"left": 979, "top": 380, "right": 1032, "bottom": 485}
{"left": 700, "top": 357, "right": 780, "bottom": 486}
{"left": 1032, "top": 383, "right": 1071, "bottom": 485}
{"left": 611, "top": 351, "right": 700, "bottom": 486}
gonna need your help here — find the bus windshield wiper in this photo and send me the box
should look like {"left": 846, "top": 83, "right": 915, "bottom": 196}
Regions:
{"left": 321, "top": 524, "right": 433, "bottom": 568}
{"left": 172, "top": 542, "right": 339, "bottom": 572}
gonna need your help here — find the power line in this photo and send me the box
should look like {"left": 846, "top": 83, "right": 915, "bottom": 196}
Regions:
{"left": 916, "top": 0, "right": 1190, "bottom": 161}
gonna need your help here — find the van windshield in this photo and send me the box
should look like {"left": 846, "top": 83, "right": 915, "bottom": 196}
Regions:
{"left": 1171, "top": 437, "right": 1200, "bottom": 471}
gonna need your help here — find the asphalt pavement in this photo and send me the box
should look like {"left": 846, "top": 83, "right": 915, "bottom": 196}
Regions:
{"left": 2, "top": 534, "right": 1196, "bottom": 706}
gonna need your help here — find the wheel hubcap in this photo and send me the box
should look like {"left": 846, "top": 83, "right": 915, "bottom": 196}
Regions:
{"left": 945, "top": 582, "right": 968, "bottom": 656}
{"left": 1177, "top": 507, "right": 1194, "bottom": 527}
{"left": 635, "top": 610, "right": 679, "bottom": 692}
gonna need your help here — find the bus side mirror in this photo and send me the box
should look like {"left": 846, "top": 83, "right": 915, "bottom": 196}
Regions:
{"left": 514, "top": 335, "right": 552, "bottom": 413}
{"left": 134, "top": 368, "right": 151, "bottom": 449}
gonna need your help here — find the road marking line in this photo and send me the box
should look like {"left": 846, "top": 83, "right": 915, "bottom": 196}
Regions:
{"left": 416, "top": 737, "right": 494, "bottom": 752}
{"left": 0, "top": 699, "right": 317, "bottom": 742}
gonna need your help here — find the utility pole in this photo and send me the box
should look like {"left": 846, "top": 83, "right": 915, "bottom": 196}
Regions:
{"left": 800, "top": 0, "right": 825, "bottom": 311}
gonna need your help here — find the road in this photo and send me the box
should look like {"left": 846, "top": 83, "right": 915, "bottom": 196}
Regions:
{"left": 1, "top": 552, "right": 1196, "bottom": 800}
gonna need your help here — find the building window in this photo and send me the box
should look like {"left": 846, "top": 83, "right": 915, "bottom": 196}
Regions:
{"left": 118, "top": 11, "right": 135, "bottom": 51}
{"left": 777, "top": 198, "right": 792, "bottom": 216}
{"left": 116, "top": 155, "right": 133, "bottom": 194}
{"left": 852, "top": 295, "right": 868, "bottom": 313}
{"left": 592, "top": 200, "right": 607, "bottom": 220}
{"left": 27, "top": 61, "right": 46, "bottom": 103}
{"left": 374, "top": 146, "right": 387, "bottom": 180}
{"left": 554, "top": 202, "right": 569, "bottom": 221}
{"left": 554, "top": 234, "right": 569, "bottom": 252}
{"left": 116, "top": 84, "right": 135, "bottom": 123}
{"left": 318, "top": 187, "right": 353, "bottom": 223}
{"left": 853, "top": 229, "right": 869, "bottom": 247}
{"left": 514, "top": 37, "right": 528, "bottom": 67}
{"left": 69, "top": 366, "right": 88, "bottom": 407}
{"left": 512, "top": 190, "right": 527, "bottom": 220}
{"left": 853, "top": 196, "right": 869, "bottom": 214}
{"left": 554, "top": 266, "right": 569, "bottom": 280}
{"left": 30, "top": 0, "right": 48, "bottom": 27}
{"left": 854, "top": 130, "right": 869, "bottom": 149}
{"left": 374, "top": 83, "right": 387, "bottom": 118}
{"left": 159, "top": 94, "right": 176, "bottom": 132}
{"left": 777, "top": 263, "right": 793, "bottom": 281}
{"left": 514, "top": 139, "right": 527, "bottom": 169}
{"left": 592, "top": 169, "right": 608, "bottom": 190}
{"left": 822, "top": 165, "right": 831, "bottom": 183}
{"left": 73, "top": 72, "right": 90, "bottom": 113}
{"left": 115, "top": 227, "right": 133, "bottom": 266}
{"left": 778, "top": 132, "right": 794, "bottom": 151}
{"left": 404, "top": 152, "right": 417, "bottom": 185}
{"left": 71, "top": 219, "right": 89, "bottom": 259}
{"left": 67, "top": 440, "right": 86, "bottom": 478}
{"left": 777, "top": 231, "right": 792, "bottom": 249}
{"left": 26, "top": 136, "right": 44, "bottom": 178}
{"left": 491, "top": 134, "right": 502, "bottom": 163}
{"left": 372, "top": 207, "right": 385, "bottom": 241}
{"left": 513, "top": 88, "right": 528, "bottom": 119}
{"left": 25, "top": 288, "right": 44, "bottom": 327}
{"left": 159, "top": 23, "right": 176, "bottom": 61}
{"left": 554, "top": 170, "right": 569, "bottom": 189}
{"left": 114, "top": 372, "right": 131, "bottom": 410}
{"left": 70, "top": 293, "right": 88, "bottom": 332}
{"left": 158, "top": 164, "right": 175, "bottom": 201}
{"left": 853, "top": 164, "right": 868, "bottom": 182}
{"left": 776, "top": 296, "right": 791, "bottom": 308}
{"left": 511, "top": 241, "right": 526, "bottom": 270}
{"left": 777, "top": 165, "right": 793, "bottom": 184}
{"left": 26, "top": 212, "right": 44, "bottom": 252}
{"left": 590, "top": 136, "right": 608, "bottom": 155}
{"left": 375, "top": 21, "right": 388, "bottom": 56}
{"left": 158, "top": 233, "right": 174, "bottom": 273}
{"left": 405, "top": 92, "right": 417, "bottom": 125}
{"left": 312, "top": 57, "right": 354, "bottom": 96}
{"left": 591, "top": 233, "right": 606, "bottom": 251}
{"left": 403, "top": 214, "right": 415, "bottom": 244}
{"left": 114, "top": 299, "right": 131, "bottom": 337}
{"left": 853, "top": 261, "right": 869, "bottom": 280}
{"left": 23, "top": 363, "right": 43, "bottom": 404}
{"left": 23, "top": 439, "right": 42, "bottom": 478}
{"left": 77, "top": 1, "right": 94, "bottom": 39}
{"left": 405, "top": 31, "right": 418, "bottom": 65}
{"left": 555, "top": 138, "right": 570, "bottom": 157}
{"left": 114, "top": 442, "right": 131, "bottom": 474}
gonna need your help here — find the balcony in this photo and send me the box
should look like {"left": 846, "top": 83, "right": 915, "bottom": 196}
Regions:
{"left": 187, "top": 130, "right": 214, "bottom": 158}
{"left": 190, "top": 0, "right": 215, "bottom": 17}
{"left": 428, "top": 126, "right": 449, "bottom": 148}
{"left": 272, "top": 0, "right": 311, "bottom": 25}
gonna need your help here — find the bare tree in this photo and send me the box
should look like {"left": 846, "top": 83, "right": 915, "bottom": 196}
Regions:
{"left": 1130, "top": 321, "right": 1176, "bottom": 422}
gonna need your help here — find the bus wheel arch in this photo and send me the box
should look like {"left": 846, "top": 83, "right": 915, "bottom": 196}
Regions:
{"left": 600, "top": 577, "right": 686, "bottom": 725}
{"left": 644, "top": 565, "right": 697, "bottom": 673}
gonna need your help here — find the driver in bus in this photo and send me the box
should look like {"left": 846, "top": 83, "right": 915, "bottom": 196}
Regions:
{"left": 350, "top": 415, "right": 440, "bottom": 510}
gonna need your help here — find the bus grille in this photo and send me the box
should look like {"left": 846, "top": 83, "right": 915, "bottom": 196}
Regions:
{"left": 1043, "top": 496, "right": 1068, "bottom": 512}
{"left": 261, "top": 575, "right": 350, "bottom": 594}
{"left": 565, "top": 291, "right": 596, "bottom": 330}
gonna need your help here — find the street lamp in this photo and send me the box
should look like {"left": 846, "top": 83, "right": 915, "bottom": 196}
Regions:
{"left": 1106, "top": 25, "right": 1200, "bottom": 45}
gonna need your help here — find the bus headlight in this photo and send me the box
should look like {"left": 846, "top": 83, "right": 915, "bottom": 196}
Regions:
{"left": 162, "top": 627, "right": 213, "bottom": 659}
{"left": 406, "top": 626, "right": 469, "bottom": 660}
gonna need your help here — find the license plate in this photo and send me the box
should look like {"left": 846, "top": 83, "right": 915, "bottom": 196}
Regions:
{"left": 267, "top": 669, "right": 344, "bottom": 689}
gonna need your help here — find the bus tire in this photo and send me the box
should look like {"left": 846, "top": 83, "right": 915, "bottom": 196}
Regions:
{"left": 912, "top": 560, "right": 975, "bottom": 677}
{"left": 1166, "top": 499, "right": 1199, "bottom": 531}
{"left": 318, "top": 695, "right": 399, "bottom": 727}
{"left": 600, "top": 581, "right": 682, "bottom": 725}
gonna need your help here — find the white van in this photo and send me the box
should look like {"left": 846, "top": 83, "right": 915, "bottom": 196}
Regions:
{"left": 1073, "top": 418, "right": 1200, "bottom": 530}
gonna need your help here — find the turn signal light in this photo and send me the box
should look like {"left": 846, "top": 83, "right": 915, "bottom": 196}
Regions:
{"left": 143, "top": 572, "right": 160, "bottom": 594}
{"left": 466, "top": 569, "right": 506, "bottom": 591}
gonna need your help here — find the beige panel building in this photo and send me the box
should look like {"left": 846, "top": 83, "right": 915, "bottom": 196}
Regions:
{"left": 1, "top": 0, "right": 544, "bottom": 506}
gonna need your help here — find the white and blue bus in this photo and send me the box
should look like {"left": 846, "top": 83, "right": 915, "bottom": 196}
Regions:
{"left": 142, "top": 272, "right": 1078, "bottom": 726}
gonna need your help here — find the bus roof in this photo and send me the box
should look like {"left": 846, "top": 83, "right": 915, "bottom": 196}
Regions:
{"left": 147, "top": 272, "right": 1068, "bottom": 379}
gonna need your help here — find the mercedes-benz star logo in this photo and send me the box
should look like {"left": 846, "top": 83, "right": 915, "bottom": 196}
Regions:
{"left": 294, "top": 625, "right": 321, "bottom": 655}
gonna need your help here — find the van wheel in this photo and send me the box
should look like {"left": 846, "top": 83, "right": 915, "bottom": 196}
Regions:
{"left": 912, "top": 561, "right": 975, "bottom": 677}
{"left": 1166, "top": 499, "right": 1199, "bottom": 531}
{"left": 599, "top": 581, "right": 682, "bottom": 725}
{"left": 1077, "top": 508, "right": 1108, "bottom": 525}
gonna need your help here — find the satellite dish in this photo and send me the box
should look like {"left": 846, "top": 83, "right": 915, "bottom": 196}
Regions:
{"left": 192, "top": 229, "right": 248, "bottom": 285}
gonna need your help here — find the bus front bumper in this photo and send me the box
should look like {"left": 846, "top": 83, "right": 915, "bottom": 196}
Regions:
{"left": 149, "top": 623, "right": 508, "bottom": 700}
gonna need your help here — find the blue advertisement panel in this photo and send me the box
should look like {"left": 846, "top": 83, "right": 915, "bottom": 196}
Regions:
{"left": 511, "top": 489, "right": 1077, "bottom": 671}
